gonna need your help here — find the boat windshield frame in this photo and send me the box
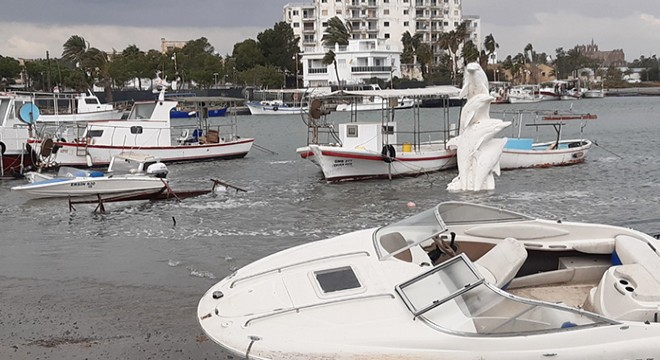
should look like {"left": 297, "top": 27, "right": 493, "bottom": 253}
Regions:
{"left": 373, "top": 202, "right": 533, "bottom": 261}
{"left": 395, "top": 254, "right": 618, "bottom": 337}
{"left": 373, "top": 205, "right": 448, "bottom": 261}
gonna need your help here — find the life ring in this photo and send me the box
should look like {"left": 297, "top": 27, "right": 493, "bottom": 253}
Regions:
{"left": 381, "top": 144, "right": 396, "bottom": 163}
{"left": 0, "top": 141, "right": 5, "bottom": 156}
{"left": 273, "top": 104, "right": 279, "bottom": 111}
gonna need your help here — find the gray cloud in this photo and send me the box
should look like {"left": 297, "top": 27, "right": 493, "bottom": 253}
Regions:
{"left": 1, "top": 0, "right": 659, "bottom": 62}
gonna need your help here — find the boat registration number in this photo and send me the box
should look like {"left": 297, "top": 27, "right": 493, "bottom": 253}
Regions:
{"left": 332, "top": 159, "right": 352, "bottom": 168}
{"left": 71, "top": 182, "right": 96, "bottom": 188}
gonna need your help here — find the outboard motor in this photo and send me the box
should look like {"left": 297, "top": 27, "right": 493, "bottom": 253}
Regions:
{"left": 146, "top": 162, "right": 168, "bottom": 178}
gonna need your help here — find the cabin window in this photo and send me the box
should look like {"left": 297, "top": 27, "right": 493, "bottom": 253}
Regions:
{"left": 130, "top": 126, "right": 143, "bottom": 134}
{"left": 85, "top": 98, "right": 99, "bottom": 105}
{"left": 346, "top": 125, "right": 358, "bottom": 137}
{"left": 382, "top": 125, "right": 394, "bottom": 134}
{"left": 314, "top": 266, "right": 361, "bottom": 293}
{"left": 87, "top": 130, "right": 104, "bottom": 137}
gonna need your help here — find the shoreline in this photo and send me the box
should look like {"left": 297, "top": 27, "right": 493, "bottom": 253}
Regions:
{"left": 0, "top": 275, "right": 226, "bottom": 360}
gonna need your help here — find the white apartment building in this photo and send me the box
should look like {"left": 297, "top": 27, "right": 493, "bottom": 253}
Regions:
{"left": 283, "top": 0, "right": 480, "bottom": 66}
{"left": 301, "top": 39, "right": 401, "bottom": 87}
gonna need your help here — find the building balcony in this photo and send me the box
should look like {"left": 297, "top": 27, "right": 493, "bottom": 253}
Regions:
{"left": 352, "top": 66, "right": 392, "bottom": 73}
{"left": 308, "top": 68, "right": 328, "bottom": 74}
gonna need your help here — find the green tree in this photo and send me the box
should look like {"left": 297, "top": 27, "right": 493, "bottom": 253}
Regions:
{"left": 258, "top": 21, "right": 301, "bottom": 80}
{"left": 321, "top": 16, "right": 351, "bottom": 87}
{"left": 232, "top": 39, "right": 265, "bottom": 72}
{"left": 0, "top": 56, "right": 22, "bottom": 90}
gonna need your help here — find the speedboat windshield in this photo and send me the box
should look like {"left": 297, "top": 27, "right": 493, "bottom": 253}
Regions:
{"left": 396, "top": 254, "right": 616, "bottom": 336}
{"left": 437, "top": 201, "right": 532, "bottom": 225}
{"left": 373, "top": 206, "right": 447, "bottom": 260}
{"left": 57, "top": 167, "right": 95, "bottom": 178}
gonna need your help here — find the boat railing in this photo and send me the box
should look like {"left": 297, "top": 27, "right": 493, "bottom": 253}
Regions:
{"left": 229, "top": 251, "right": 371, "bottom": 288}
{"left": 243, "top": 293, "right": 395, "bottom": 327}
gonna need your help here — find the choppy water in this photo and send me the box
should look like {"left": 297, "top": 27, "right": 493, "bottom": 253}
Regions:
{"left": 1, "top": 96, "right": 660, "bottom": 358}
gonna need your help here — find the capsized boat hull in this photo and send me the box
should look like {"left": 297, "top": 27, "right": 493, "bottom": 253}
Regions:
{"left": 500, "top": 139, "right": 591, "bottom": 169}
{"left": 305, "top": 144, "right": 456, "bottom": 182}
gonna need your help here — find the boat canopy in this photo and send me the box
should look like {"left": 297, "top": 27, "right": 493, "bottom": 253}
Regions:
{"left": 326, "top": 86, "right": 461, "bottom": 99}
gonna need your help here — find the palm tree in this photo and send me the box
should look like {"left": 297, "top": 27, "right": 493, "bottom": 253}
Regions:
{"left": 461, "top": 40, "right": 480, "bottom": 64}
{"left": 483, "top": 34, "right": 499, "bottom": 79}
{"left": 85, "top": 48, "right": 113, "bottom": 102}
{"left": 401, "top": 31, "right": 425, "bottom": 79}
{"left": 62, "top": 35, "right": 90, "bottom": 90}
{"left": 400, "top": 31, "right": 415, "bottom": 64}
{"left": 321, "top": 16, "right": 351, "bottom": 88}
{"left": 437, "top": 21, "right": 469, "bottom": 84}
{"left": 322, "top": 50, "right": 340, "bottom": 88}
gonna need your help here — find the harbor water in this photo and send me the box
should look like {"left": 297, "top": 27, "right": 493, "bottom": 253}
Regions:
{"left": 1, "top": 96, "right": 660, "bottom": 359}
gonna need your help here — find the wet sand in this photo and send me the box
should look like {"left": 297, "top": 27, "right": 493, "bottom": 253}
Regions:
{"left": 0, "top": 275, "right": 228, "bottom": 360}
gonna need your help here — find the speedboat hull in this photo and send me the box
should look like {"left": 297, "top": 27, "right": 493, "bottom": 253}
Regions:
{"left": 11, "top": 176, "right": 166, "bottom": 199}
{"left": 198, "top": 201, "right": 660, "bottom": 359}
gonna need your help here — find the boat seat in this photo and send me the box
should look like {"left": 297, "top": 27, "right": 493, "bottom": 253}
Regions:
{"left": 474, "top": 237, "right": 528, "bottom": 288}
{"left": 176, "top": 129, "right": 190, "bottom": 144}
{"left": 614, "top": 235, "right": 660, "bottom": 284}
{"left": 379, "top": 232, "right": 412, "bottom": 262}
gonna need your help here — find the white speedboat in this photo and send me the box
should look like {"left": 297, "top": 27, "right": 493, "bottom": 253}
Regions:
{"left": 11, "top": 152, "right": 168, "bottom": 199}
{"left": 507, "top": 85, "right": 541, "bottom": 104}
{"left": 34, "top": 90, "right": 254, "bottom": 167}
{"left": 498, "top": 110, "right": 596, "bottom": 170}
{"left": 245, "top": 89, "right": 311, "bottom": 115}
{"left": 296, "top": 87, "right": 460, "bottom": 182}
{"left": 21, "top": 90, "right": 124, "bottom": 123}
{"left": 198, "top": 201, "right": 660, "bottom": 359}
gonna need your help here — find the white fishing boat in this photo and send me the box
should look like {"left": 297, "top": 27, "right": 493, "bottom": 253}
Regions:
{"left": 0, "top": 92, "right": 39, "bottom": 178}
{"left": 198, "top": 201, "right": 660, "bottom": 360}
{"left": 498, "top": 110, "right": 596, "bottom": 169}
{"left": 35, "top": 91, "right": 254, "bottom": 167}
{"left": 488, "top": 81, "right": 510, "bottom": 104}
{"left": 334, "top": 85, "right": 415, "bottom": 112}
{"left": 583, "top": 88, "right": 605, "bottom": 98}
{"left": 245, "top": 89, "right": 311, "bottom": 115}
{"left": 11, "top": 152, "right": 168, "bottom": 199}
{"left": 18, "top": 90, "right": 124, "bottom": 123}
{"left": 296, "top": 87, "right": 460, "bottom": 182}
{"left": 507, "top": 85, "right": 541, "bottom": 104}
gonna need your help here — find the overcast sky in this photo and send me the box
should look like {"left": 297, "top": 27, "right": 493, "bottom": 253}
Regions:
{"left": 1, "top": 0, "right": 659, "bottom": 62}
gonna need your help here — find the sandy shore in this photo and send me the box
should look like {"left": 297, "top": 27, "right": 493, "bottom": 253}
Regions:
{"left": 0, "top": 275, "right": 228, "bottom": 360}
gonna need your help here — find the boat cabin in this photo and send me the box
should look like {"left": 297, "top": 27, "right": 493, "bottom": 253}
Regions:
{"left": 338, "top": 122, "right": 397, "bottom": 153}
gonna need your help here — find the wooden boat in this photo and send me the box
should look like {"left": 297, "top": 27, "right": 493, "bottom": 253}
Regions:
{"left": 35, "top": 91, "right": 254, "bottom": 167}
{"left": 0, "top": 92, "right": 37, "bottom": 178}
{"left": 296, "top": 87, "right": 460, "bottom": 182}
{"left": 497, "top": 110, "right": 597, "bottom": 170}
